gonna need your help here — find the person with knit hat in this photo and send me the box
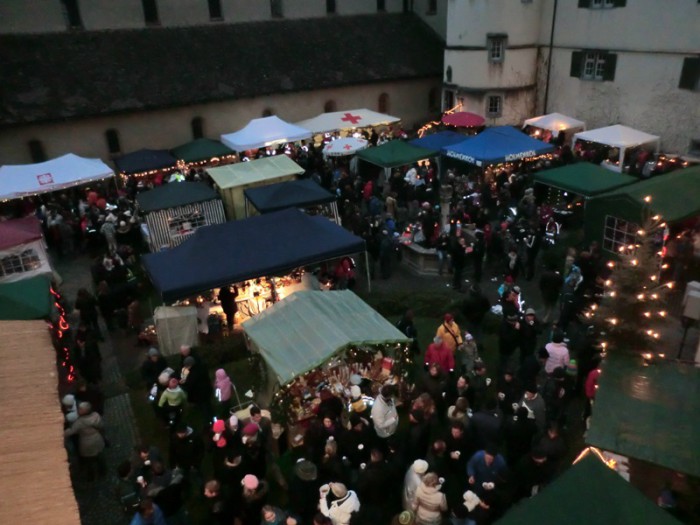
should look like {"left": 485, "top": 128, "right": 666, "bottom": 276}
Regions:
{"left": 64, "top": 401, "right": 106, "bottom": 481}
{"left": 436, "top": 313, "right": 463, "bottom": 354}
{"left": 236, "top": 474, "right": 269, "bottom": 525}
{"left": 141, "top": 347, "right": 167, "bottom": 392}
{"left": 411, "top": 472, "right": 447, "bottom": 525}
{"left": 401, "top": 459, "right": 428, "bottom": 510}
{"left": 318, "top": 481, "right": 360, "bottom": 525}
{"left": 288, "top": 458, "right": 319, "bottom": 522}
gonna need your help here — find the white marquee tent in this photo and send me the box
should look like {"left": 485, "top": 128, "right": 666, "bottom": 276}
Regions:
{"left": 220, "top": 116, "right": 312, "bottom": 152}
{"left": 0, "top": 154, "right": 114, "bottom": 201}
{"left": 523, "top": 112, "right": 586, "bottom": 137}
{"left": 296, "top": 108, "right": 400, "bottom": 134}
{"left": 573, "top": 125, "right": 661, "bottom": 173}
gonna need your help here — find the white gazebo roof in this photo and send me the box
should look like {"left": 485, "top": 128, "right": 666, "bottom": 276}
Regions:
{"left": 573, "top": 124, "right": 660, "bottom": 149}
{"left": 296, "top": 108, "right": 400, "bottom": 134}
{"left": 523, "top": 112, "right": 586, "bottom": 136}
{"left": 220, "top": 116, "right": 312, "bottom": 151}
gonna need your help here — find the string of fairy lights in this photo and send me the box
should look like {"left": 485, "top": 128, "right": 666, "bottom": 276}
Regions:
{"left": 47, "top": 286, "right": 75, "bottom": 383}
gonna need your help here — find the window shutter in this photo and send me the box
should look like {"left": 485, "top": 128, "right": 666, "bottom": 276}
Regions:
{"left": 613, "top": 0, "right": 627, "bottom": 6}
{"left": 578, "top": 0, "right": 592, "bottom": 7}
{"left": 678, "top": 57, "right": 700, "bottom": 90}
{"left": 570, "top": 51, "right": 584, "bottom": 78}
{"left": 603, "top": 53, "right": 617, "bottom": 81}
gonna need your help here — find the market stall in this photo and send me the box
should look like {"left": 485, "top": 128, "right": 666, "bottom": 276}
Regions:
{"left": 207, "top": 155, "right": 305, "bottom": 219}
{"left": 573, "top": 124, "right": 660, "bottom": 174}
{"left": 442, "top": 126, "right": 555, "bottom": 168}
{"left": 533, "top": 163, "right": 637, "bottom": 198}
{"left": 322, "top": 137, "right": 369, "bottom": 157}
{"left": 135, "top": 181, "right": 226, "bottom": 252}
{"left": 0, "top": 153, "right": 114, "bottom": 202}
{"left": 244, "top": 178, "right": 339, "bottom": 223}
{"left": 114, "top": 148, "right": 178, "bottom": 183}
{"left": 295, "top": 108, "right": 400, "bottom": 135}
{"left": 0, "top": 216, "right": 55, "bottom": 284}
{"left": 584, "top": 165, "right": 700, "bottom": 252}
{"left": 142, "top": 207, "right": 367, "bottom": 303}
{"left": 171, "top": 138, "right": 236, "bottom": 168}
{"left": 0, "top": 275, "right": 52, "bottom": 320}
{"left": 220, "top": 116, "right": 312, "bottom": 152}
{"left": 497, "top": 454, "right": 682, "bottom": 525}
{"left": 356, "top": 139, "right": 438, "bottom": 186}
{"left": 522, "top": 112, "right": 585, "bottom": 144}
{"left": 242, "top": 290, "right": 411, "bottom": 410}
{"left": 441, "top": 111, "right": 485, "bottom": 129}
{"left": 586, "top": 354, "right": 700, "bottom": 480}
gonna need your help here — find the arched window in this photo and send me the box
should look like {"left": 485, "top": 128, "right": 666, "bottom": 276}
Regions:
{"left": 446, "top": 66, "right": 452, "bottom": 83}
{"left": 428, "top": 88, "right": 439, "bottom": 111}
{"left": 378, "top": 93, "right": 390, "bottom": 114}
{"left": 191, "top": 117, "right": 204, "bottom": 139}
{"left": 323, "top": 100, "right": 337, "bottom": 113}
{"left": 105, "top": 129, "right": 121, "bottom": 155}
{"left": 28, "top": 140, "right": 47, "bottom": 162}
{"left": 262, "top": 108, "right": 273, "bottom": 117}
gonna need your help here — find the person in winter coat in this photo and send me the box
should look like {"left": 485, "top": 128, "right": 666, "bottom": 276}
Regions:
{"left": 64, "top": 401, "right": 106, "bottom": 480}
{"left": 180, "top": 355, "right": 213, "bottom": 422}
{"left": 424, "top": 336, "right": 454, "bottom": 374}
{"left": 403, "top": 459, "right": 429, "bottom": 511}
{"left": 371, "top": 385, "right": 399, "bottom": 439}
{"left": 517, "top": 385, "right": 547, "bottom": 433}
{"left": 158, "top": 378, "right": 187, "bottom": 426}
{"left": 318, "top": 482, "right": 361, "bottom": 525}
{"left": 466, "top": 445, "right": 508, "bottom": 497}
{"left": 436, "top": 313, "right": 463, "bottom": 353}
{"left": 141, "top": 348, "right": 167, "bottom": 391}
{"left": 412, "top": 472, "right": 447, "bottom": 525}
{"left": 169, "top": 422, "right": 205, "bottom": 478}
{"left": 214, "top": 368, "right": 233, "bottom": 418}
{"left": 544, "top": 331, "right": 570, "bottom": 375}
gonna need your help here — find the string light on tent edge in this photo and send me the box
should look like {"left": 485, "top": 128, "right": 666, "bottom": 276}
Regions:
{"left": 48, "top": 286, "right": 75, "bottom": 382}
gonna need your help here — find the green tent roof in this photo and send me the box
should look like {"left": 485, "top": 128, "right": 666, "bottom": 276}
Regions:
{"left": 496, "top": 455, "right": 681, "bottom": 525}
{"left": 136, "top": 181, "right": 220, "bottom": 212}
{"left": 356, "top": 140, "right": 438, "bottom": 168}
{"left": 0, "top": 275, "right": 52, "bottom": 320}
{"left": 242, "top": 290, "right": 410, "bottom": 385}
{"left": 533, "top": 162, "right": 638, "bottom": 197}
{"left": 207, "top": 155, "right": 304, "bottom": 190}
{"left": 171, "top": 138, "right": 234, "bottom": 163}
{"left": 586, "top": 355, "right": 700, "bottom": 478}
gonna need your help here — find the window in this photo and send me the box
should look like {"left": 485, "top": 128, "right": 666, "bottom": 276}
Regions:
{"left": 261, "top": 108, "right": 273, "bottom": 117}
{"left": 142, "top": 0, "right": 160, "bottom": 25}
{"left": 191, "top": 117, "right": 204, "bottom": 139}
{"left": 270, "top": 0, "right": 283, "bottom": 18}
{"left": 105, "top": 129, "right": 121, "bottom": 155}
{"left": 168, "top": 211, "right": 207, "bottom": 242}
{"left": 377, "top": 0, "right": 386, "bottom": 12}
{"left": 443, "top": 90, "right": 455, "bottom": 111}
{"left": 428, "top": 88, "right": 439, "bottom": 112}
{"left": 487, "top": 35, "right": 507, "bottom": 64}
{"left": 486, "top": 95, "right": 502, "bottom": 117}
{"left": 323, "top": 100, "right": 337, "bottom": 113}
{"left": 208, "top": 0, "right": 223, "bottom": 20}
{"left": 427, "top": 0, "right": 437, "bottom": 15}
{"left": 28, "top": 140, "right": 47, "bottom": 162}
{"left": 578, "top": 0, "right": 626, "bottom": 8}
{"left": 570, "top": 50, "right": 617, "bottom": 81}
{"left": 378, "top": 93, "right": 390, "bottom": 114}
{"left": 679, "top": 57, "right": 700, "bottom": 91}
{"left": 326, "top": 0, "right": 336, "bottom": 14}
{"left": 0, "top": 249, "right": 41, "bottom": 277}
{"left": 689, "top": 138, "right": 700, "bottom": 156}
{"left": 60, "top": 0, "right": 83, "bottom": 29}
{"left": 445, "top": 66, "right": 452, "bottom": 83}
{"left": 603, "top": 215, "right": 640, "bottom": 253}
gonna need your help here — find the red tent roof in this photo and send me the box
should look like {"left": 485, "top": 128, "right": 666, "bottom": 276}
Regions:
{"left": 0, "top": 216, "right": 43, "bottom": 251}
{"left": 441, "top": 112, "right": 485, "bottom": 128}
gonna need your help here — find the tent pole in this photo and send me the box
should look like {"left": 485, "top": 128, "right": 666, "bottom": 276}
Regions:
{"left": 365, "top": 250, "right": 371, "bottom": 293}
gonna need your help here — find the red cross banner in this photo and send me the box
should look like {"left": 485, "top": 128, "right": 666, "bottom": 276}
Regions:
{"left": 37, "top": 173, "right": 54, "bottom": 185}
{"left": 340, "top": 112, "right": 362, "bottom": 125}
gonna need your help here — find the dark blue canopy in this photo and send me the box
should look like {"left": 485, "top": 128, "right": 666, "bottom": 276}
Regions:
{"left": 409, "top": 130, "right": 466, "bottom": 151}
{"left": 143, "top": 207, "right": 365, "bottom": 302}
{"left": 114, "top": 149, "right": 177, "bottom": 175}
{"left": 442, "top": 126, "right": 554, "bottom": 167}
{"left": 244, "top": 179, "right": 335, "bottom": 214}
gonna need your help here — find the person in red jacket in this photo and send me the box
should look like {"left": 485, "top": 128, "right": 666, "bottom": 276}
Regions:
{"left": 583, "top": 355, "right": 602, "bottom": 426}
{"left": 424, "top": 336, "right": 455, "bottom": 374}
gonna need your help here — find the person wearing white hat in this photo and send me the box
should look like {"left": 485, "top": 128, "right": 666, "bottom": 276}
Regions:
{"left": 403, "top": 459, "right": 429, "bottom": 511}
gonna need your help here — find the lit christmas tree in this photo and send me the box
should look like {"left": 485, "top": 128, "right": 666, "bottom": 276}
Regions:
{"left": 582, "top": 197, "right": 674, "bottom": 359}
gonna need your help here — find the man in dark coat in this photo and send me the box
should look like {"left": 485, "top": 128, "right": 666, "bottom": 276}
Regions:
{"left": 180, "top": 356, "right": 213, "bottom": 423}
{"left": 498, "top": 314, "right": 521, "bottom": 373}
{"left": 141, "top": 348, "right": 167, "bottom": 390}
{"left": 356, "top": 448, "right": 394, "bottom": 523}
{"left": 169, "top": 422, "right": 205, "bottom": 482}
{"left": 519, "top": 308, "right": 542, "bottom": 363}
{"left": 461, "top": 284, "right": 491, "bottom": 342}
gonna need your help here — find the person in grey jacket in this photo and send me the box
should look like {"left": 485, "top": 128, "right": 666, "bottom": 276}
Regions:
{"left": 64, "top": 401, "right": 106, "bottom": 480}
{"left": 370, "top": 384, "right": 399, "bottom": 439}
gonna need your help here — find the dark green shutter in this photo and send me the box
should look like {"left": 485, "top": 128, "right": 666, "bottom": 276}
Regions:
{"left": 578, "top": 0, "right": 592, "bottom": 7}
{"left": 603, "top": 53, "right": 617, "bottom": 81}
{"left": 678, "top": 57, "right": 700, "bottom": 90}
{"left": 613, "top": 0, "right": 627, "bottom": 6}
{"left": 570, "top": 51, "right": 584, "bottom": 78}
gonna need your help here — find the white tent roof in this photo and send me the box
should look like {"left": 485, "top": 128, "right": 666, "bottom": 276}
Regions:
{"left": 523, "top": 112, "right": 586, "bottom": 136}
{"left": 0, "top": 153, "right": 114, "bottom": 201}
{"left": 296, "top": 108, "right": 400, "bottom": 134}
{"left": 220, "top": 116, "right": 312, "bottom": 151}
{"left": 573, "top": 124, "right": 660, "bottom": 149}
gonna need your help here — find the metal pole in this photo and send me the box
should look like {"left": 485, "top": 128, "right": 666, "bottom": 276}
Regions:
{"left": 365, "top": 250, "right": 372, "bottom": 293}
{"left": 543, "top": 0, "right": 558, "bottom": 114}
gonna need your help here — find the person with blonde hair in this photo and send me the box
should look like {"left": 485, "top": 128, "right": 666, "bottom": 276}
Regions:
{"left": 412, "top": 472, "right": 447, "bottom": 525}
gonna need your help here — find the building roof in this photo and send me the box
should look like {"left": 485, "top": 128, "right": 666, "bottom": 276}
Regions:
{"left": 0, "top": 14, "right": 444, "bottom": 126}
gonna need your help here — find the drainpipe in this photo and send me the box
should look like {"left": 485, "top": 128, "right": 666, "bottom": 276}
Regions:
{"left": 543, "top": 0, "right": 558, "bottom": 113}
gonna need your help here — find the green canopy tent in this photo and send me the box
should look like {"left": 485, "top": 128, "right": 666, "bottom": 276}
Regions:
{"left": 586, "top": 354, "right": 700, "bottom": 478}
{"left": 356, "top": 140, "right": 438, "bottom": 169}
{"left": 242, "top": 290, "right": 410, "bottom": 402}
{"left": 0, "top": 275, "right": 52, "bottom": 320}
{"left": 584, "top": 166, "right": 700, "bottom": 251}
{"left": 496, "top": 454, "right": 681, "bottom": 525}
{"left": 533, "top": 163, "right": 638, "bottom": 198}
{"left": 171, "top": 138, "right": 235, "bottom": 164}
